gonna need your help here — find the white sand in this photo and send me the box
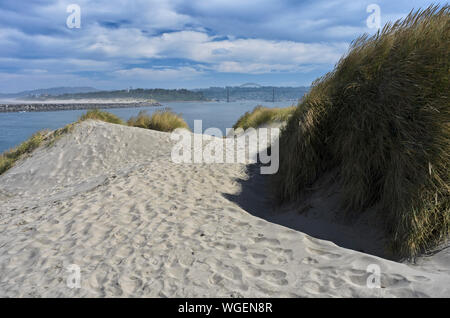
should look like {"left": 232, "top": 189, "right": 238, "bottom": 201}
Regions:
{"left": 0, "top": 120, "right": 449, "bottom": 297}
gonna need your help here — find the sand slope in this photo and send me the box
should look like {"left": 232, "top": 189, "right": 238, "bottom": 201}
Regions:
{"left": 0, "top": 120, "right": 449, "bottom": 297}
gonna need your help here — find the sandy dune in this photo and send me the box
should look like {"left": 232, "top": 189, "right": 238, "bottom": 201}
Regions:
{"left": 0, "top": 120, "right": 449, "bottom": 297}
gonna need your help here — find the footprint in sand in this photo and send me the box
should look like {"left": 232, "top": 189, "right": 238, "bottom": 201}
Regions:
{"left": 305, "top": 247, "right": 342, "bottom": 260}
{"left": 253, "top": 237, "right": 281, "bottom": 246}
{"left": 213, "top": 242, "right": 237, "bottom": 251}
{"left": 303, "top": 280, "right": 325, "bottom": 295}
{"left": 267, "top": 247, "right": 294, "bottom": 263}
{"left": 244, "top": 265, "right": 262, "bottom": 278}
{"left": 118, "top": 275, "right": 143, "bottom": 295}
{"left": 302, "top": 257, "right": 319, "bottom": 265}
{"left": 214, "top": 260, "right": 244, "bottom": 283}
{"left": 251, "top": 253, "right": 266, "bottom": 260}
{"left": 381, "top": 273, "right": 412, "bottom": 289}
{"left": 210, "top": 273, "right": 224, "bottom": 285}
{"left": 261, "top": 269, "right": 289, "bottom": 286}
{"left": 249, "top": 252, "right": 266, "bottom": 265}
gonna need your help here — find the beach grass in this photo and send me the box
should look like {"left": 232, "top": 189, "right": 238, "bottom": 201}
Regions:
{"left": 46, "top": 123, "right": 76, "bottom": 147}
{"left": 79, "top": 109, "right": 125, "bottom": 125}
{"left": 233, "top": 105, "right": 296, "bottom": 130}
{"left": 0, "top": 123, "right": 79, "bottom": 175}
{"left": 0, "top": 131, "right": 46, "bottom": 175}
{"left": 273, "top": 5, "right": 450, "bottom": 258}
{"left": 127, "top": 109, "right": 190, "bottom": 132}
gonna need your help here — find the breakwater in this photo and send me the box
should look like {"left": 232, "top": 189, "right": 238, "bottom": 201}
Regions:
{"left": 0, "top": 102, "right": 162, "bottom": 113}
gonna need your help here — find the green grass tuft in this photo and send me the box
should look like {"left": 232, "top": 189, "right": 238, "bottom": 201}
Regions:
{"left": 273, "top": 5, "right": 450, "bottom": 258}
{"left": 46, "top": 123, "right": 76, "bottom": 148}
{"left": 0, "top": 122, "right": 79, "bottom": 175}
{"left": 233, "top": 105, "right": 296, "bottom": 130}
{"left": 127, "top": 109, "right": 190, "bottom": 132}
{"left": 79, "top": 109, "right": 125, "bottom": 125}
{"left": 0, "top": 132, "right": 46, "bottom": 175}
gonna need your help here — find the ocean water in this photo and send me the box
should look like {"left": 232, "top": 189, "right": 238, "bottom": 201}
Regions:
{"left": 0, "top": 100, "right": 295, "bottom": 153}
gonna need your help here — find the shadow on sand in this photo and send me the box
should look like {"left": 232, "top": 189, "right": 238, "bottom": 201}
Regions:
{"left": 223, "top": 164, "right": 392, "bottom": 260}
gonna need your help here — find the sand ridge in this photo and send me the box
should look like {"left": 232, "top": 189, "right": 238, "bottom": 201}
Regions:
{"left": 0, "top": 120, "right": 449, "bottom": 297}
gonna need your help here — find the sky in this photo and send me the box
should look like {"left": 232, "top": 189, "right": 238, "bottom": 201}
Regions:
{"left": 0, "top": 0, "right": 441, "bottom": 92}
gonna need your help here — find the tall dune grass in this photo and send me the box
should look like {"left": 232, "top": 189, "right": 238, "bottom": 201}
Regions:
{"left": 273, "top": 5, "right": 449, "bottom": 258}
{"left": 127, "top": 109, "right": 190, "bottom": 132}
{"left": 233, "top": 105, "right": 296, "bottom": 130}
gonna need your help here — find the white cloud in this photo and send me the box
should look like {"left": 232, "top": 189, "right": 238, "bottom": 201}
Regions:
{"left": 0, "top": 57, "right": 117, "bottom": 73}
{"left": 85, "top": 28, "right": 349, "bottom": 72}
{"left": 1, "top": 0, "right": 429, "bottom": 91}
{"left": 114, "top": 66, "right": 204, "bottom": 79}
{"left": 324, "top": 25, "right": 369, "bottom": 38}
{"left": 214, "top": 62, "right": 320, "bottom": 74}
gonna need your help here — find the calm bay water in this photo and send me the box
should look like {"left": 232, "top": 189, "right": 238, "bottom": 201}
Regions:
{"left": 0, "top": 100, "right": 294, "bottom": 153}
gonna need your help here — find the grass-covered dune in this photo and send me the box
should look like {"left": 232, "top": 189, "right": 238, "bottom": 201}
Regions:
{"left": 233, "top": 105, "right": 296, "bottom": 130}
{"left": 274, "top": 5, "right": 449, "bottom": 258}
{"left": 0, "top": 132, "right": 46, "bottom": 175}
{"left": 0, "top": 109, "right": 189, "bottom": 176}
{"left": 0, "top": 123, "right": 76, "bottom": 175}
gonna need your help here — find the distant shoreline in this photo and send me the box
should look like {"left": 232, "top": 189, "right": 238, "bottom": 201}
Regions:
{"left": 0, "top": 101, "right": 163, "bottom": 113}
{"left": 0, "top": 99, "right": 299, "bottom": 113}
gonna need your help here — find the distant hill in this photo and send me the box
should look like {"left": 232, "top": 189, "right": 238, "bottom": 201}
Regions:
{"left": 239, "top": 83, "right": 262, "bottom": 88}
{"left": 195, "top": 86, "right": 310, "bottom": 102}
{"left": 22, "top": 88, "right": 208, "bottom": 102}
{"left": 0, "top": 87, "right": 99, "bottom": 99}
{"left": 6, "top": 86, "right": 310, "bottom": 103}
